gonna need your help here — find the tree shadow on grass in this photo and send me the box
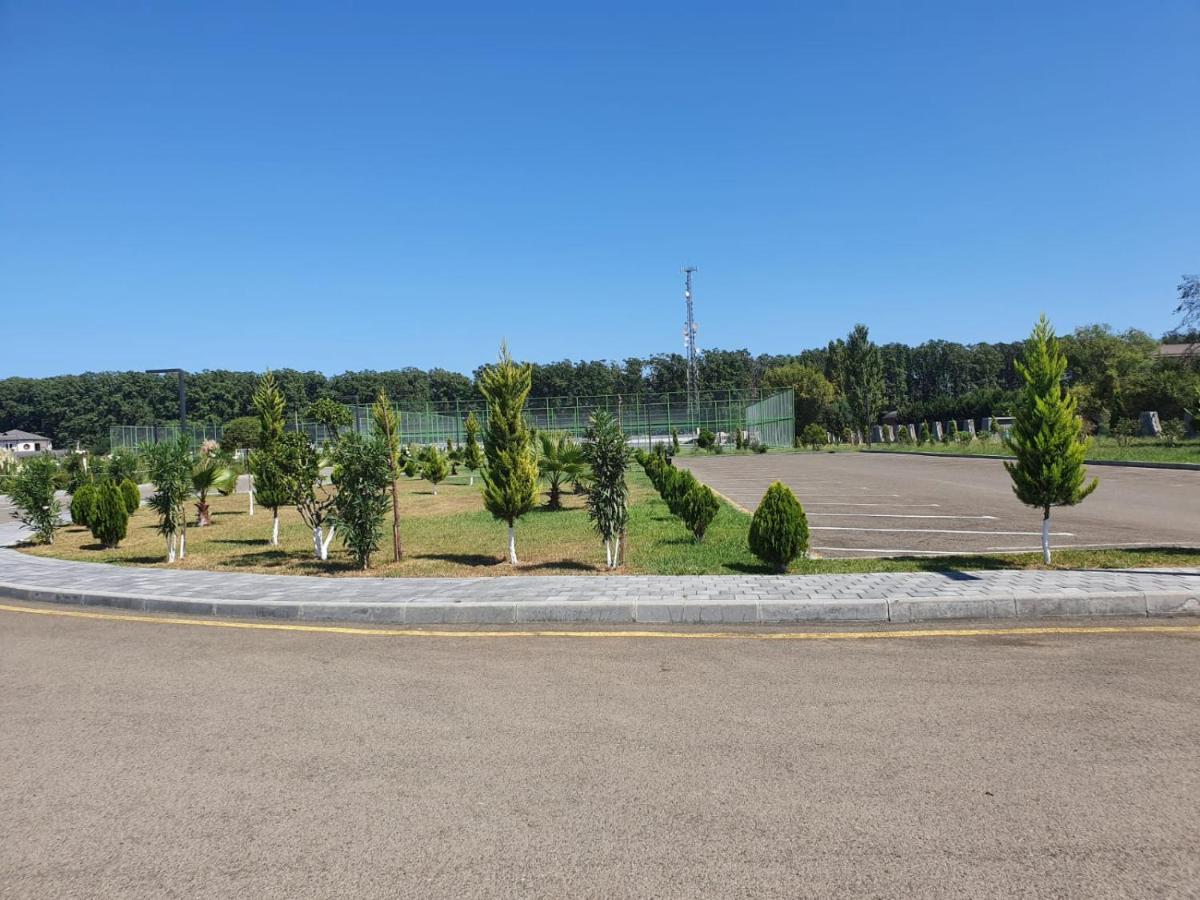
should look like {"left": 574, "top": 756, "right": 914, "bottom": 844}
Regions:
{"left": 413, "top": 552, "right": 505, "bottom": 568}
{"left": 523, "top": 560, "right": 597, "bottom": 573}
{"left": 208, "top": 537, "right": 275, "bottom": 547}
{"left": 215, "top": 549, "right": 303, "bottom": 569}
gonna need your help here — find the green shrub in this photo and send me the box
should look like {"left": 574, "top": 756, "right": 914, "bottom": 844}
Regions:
{"left": 696, "top": 429, "right": 716, "bottom": 450}
{"left": 1161, "top": 419, "right": 1183, "bottom": 447}
{"left": 841, "top": 426, "right": 853, "bottom": 445}
{"left": 750, "top": 440, "right": 768, "bottom": 454}
{"left": 680, "top": 484, "right": 720, "bottom": 542}
{"left": 221, "top": 416, "right": 262, "bottom": 452}
{"left": 421, "top": 447, "right": 450, "bottom": 494}
{"left": 945, "top": 420, "right": 958, "bottom": 443}
{"left": 1113, "top": 418, "right": 1138, "bottom": 447}
{"left": 670, "top": 428, "right": 680, "bottom": 455}
{"left": 403, "top": 458, "right": 419, "bottom": 478}
{"left": 70, "top": 481, "right": 98, "bottom": 528}
{"left": 663, "top": 467, "right": 698, "bottom": 517}
{"left": 801, "top": 423, "right": 826, "bottom": 450}
{"left": 9, "top": 455, "right": 63, "bottom": 544}
{"left": 956, "top": 429, "right": 973, "bottom": 445}
{"left": 90, "top": 480, "right": 129, "bottom": 548}
{"left": 748, "top": 481, "right": 809, "bottom": 572}
{"left": 976, "top": 428, "right": 992, "bottom": 442}
{"left": 918, "top": 422, "right": 931, "bottom": 444}
{"left": 896, "top": 425, "right": 912, "bottom": 444}
{"left": 120, "top": 478, "right": 141, "bottom": 514}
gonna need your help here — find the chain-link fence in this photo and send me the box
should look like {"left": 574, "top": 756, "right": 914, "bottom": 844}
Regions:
{"left": 110, "top": 389, "right": 795, "bottom": 451}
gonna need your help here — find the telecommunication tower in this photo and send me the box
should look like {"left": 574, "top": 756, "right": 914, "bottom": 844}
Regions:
{"left": 682, "top": 266, "right": 699, "bottom": 419}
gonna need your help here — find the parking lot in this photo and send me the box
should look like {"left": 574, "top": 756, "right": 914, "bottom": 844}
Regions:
{"left": 678, "top": 452, "right": 1200, "bottom": 558}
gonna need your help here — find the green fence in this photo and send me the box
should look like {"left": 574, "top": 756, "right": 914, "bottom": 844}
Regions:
{"left": 744, "top": 389, "right": 794, "bottom": 448}
{"left": 110, "top": 388, "right": 795, "bottom": 451}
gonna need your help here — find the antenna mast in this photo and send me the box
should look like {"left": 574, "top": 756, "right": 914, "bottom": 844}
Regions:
{"left": 682, "top": 266, "right": 699, "bottom": 422}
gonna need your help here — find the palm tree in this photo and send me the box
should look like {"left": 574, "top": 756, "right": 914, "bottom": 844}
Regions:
{"left": 537, "top": 432, "right": 587, "bottom": 510}
{"left": 192, "top": 459, "right": 237, "bottom": 526}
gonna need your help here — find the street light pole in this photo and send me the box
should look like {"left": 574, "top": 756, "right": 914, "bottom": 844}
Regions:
{"left": 146, "top": 368, "right": 187, "bottom": 429}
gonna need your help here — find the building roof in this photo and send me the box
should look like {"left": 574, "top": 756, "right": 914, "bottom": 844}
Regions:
{"left": 0, "top": 430, "right": 52, "bottom": 443}
{"left": 1157, "top": 343, "right": 1199, "bottom": 358}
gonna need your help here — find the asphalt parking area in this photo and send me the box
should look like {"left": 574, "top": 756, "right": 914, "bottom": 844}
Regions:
{"left": 678, "top": 452, "right": 1200, "bottom": 558}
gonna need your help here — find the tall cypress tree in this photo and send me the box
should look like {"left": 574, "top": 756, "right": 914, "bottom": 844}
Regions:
{"left": 462, "top": 411, "right": 484, "bottom": 486}
{"left": 840, "top": 324, "right": 884, "bottom": 441}
{"left": 248, "top": 372, "right": 288, "bottom": 545}
{"left": 1005, "top": 316, "right": 1098, "bottom": 563}
{"left": 479, "top": 343, "right": 539, "bottom": 564}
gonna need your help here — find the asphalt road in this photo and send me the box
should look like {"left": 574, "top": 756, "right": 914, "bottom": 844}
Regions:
{"left": 2, "top": 603, "right": 1197, "bottom": 898}
{"left": 679, "top": 452, "right": 1200, "bottom": 557}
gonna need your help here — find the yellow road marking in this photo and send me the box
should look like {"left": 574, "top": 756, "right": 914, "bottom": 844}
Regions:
{"left": 1, "top": 602, "right": 1198, "bottom": 641}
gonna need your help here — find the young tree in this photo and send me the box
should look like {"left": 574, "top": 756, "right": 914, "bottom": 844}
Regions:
{"left": 462, "top": 411, "right": 484, "bottom": 485}
{"left": 104, "top": 448, "right": 141, "bottom": 484}
{"left": 90, "top": 480, "right": 129, "bottom": 548}
{"left": 70, "top": 481, "right": 98, "bottom": 529}
{"left": 305, "top": 398, "right": 353, "bottom": 444}
{"left": 248, "top": 373, "right": 288, "bottom": 543}
{"left": 479, "top": 344, "right": 540, "bottom": 565}
{"left": 329, "top": 432, "right": 392, "bottom": 570}
{"left": 9, "top": 455, "right": 63, "bottom": 544}
{"left": 120, "top": 478, "right": 141, "bottom": 515}
{"left": 537, "top": 432, "right": 586, "bottom": 510}
{"left": 221, "top": 416, "right": 262, "bottom": 453}
{"left": 582, "top": 410, "right": 631, "bottom": 568}
{"left": 421, "top": 446, "right": 450, "bottom": 495}
{"left": 145, "top": 435, "right": 192, "bottom": 562}
{"left": 839, "top": 324, "right": 884, "bottom": 441}
{"left": 191, "top": 458, "right": 237, "bottom": 526}
{"left": 801, "top": 422, "right": 827, "bottom": 450}
{"left": 748, "top": 482, "right": 809, "bottom": 572}
{"left": 372, "top": 389, "right": 403, "bottom": 562}
{"left": 1004, "top": 316, "right": 1099, "bottom": 563}
{"left": 680, "top": 484, "right": 720, "bottom": 543}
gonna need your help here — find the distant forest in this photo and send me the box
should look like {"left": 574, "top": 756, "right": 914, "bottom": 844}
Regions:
{"left": 2, "top": 323, "right": 1194, "bottom": 451}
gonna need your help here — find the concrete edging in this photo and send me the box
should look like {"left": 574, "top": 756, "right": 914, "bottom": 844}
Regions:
{"left": 3, "top": 578, "right": 1198, "bottom": 626}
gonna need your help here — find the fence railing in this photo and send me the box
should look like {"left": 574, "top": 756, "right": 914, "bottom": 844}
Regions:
{"left": 744, "top": 389, "right": 795, "bottom": 448}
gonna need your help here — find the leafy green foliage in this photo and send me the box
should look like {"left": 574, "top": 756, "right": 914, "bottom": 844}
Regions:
{"left": 831, "top": 324, "right": 884, "bottom": 435}
{"left": 462, "top": 411, "right": 484, "bottom": 475}
{"left": 748, "top": 482, "right": 809, "bottom": 572}
{"left": 761, "top": 362, "right": 837, "bottom": 432}
{"left": 90, "top": 480, "right": 129, "bottom": 548}
{"left": 537, "top": 432, "right": 586, "bottom": 510}
{"left": 70, "top": 481, "right": 98, "bottom": 528}
{"left": 145, "top": 435, "right": 192, "bottom": 556}
{"left": 680, "top": 484, "right": 720, "bottom": 542}
{"left": 120, "top": 478, "right": 141, "bottom": 514}
{"left": 403, "top": 458, "right": 419, "bottom": 478}
{"left": 582, "top": 410, "right": 631, "bottom": 565}
{"left": 1004, "top": 316, "right": 1099, "bottom": 560}
{"left": 104, "top": 448, "right": 141, "bottom": 484}
{"left": 305, "top": 397, "right": 353, "bottom": 438}
{"left": 670, "top": 427, "right": 680, "bottom": 455}
{"left": 421, "top": 447, "right": 450, "bottom": 493}
{"left": 918, "top": 422, "right": 931, "bottom": 444}
{"left": 800, "top": 422, "right": 826, "bottom": 450}
{"left": 696, "top": 428, "right": 716, "bottom": 450}
{"left": 372, "top": 388, "right": 403, "bottom": 563}
{"left": 221, "top": 416, "right": 262, "bottom": 452}
{"left": 9, "top": 455, "right": 62, "bottom": 544}
{"left": 191, "top": 458, "right": 237, "bottom": 526}
{"left": 329, "top": 432, "right": 392, "bottom": 570}
{"left": 478, "top": 345, "right": 539, "bottom": 542}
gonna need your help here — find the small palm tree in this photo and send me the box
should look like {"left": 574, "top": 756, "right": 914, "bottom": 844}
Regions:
{"left": 537, "top": 432, "right": 587, "bottom": 510}
{"left": 192, "top": 459, "right": 237, "bottom": 526}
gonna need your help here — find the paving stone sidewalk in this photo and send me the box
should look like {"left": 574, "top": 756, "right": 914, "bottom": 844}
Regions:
{"left": 2, "top": 547, "right": 1199, "bottom": 625}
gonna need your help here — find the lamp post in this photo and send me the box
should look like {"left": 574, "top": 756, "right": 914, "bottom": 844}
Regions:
{"left": 146, "top": 368, "right": 187, "bottom": 431}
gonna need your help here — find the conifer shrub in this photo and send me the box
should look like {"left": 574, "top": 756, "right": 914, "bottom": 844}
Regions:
{"left": 696, "top": 428, "right": 716, "bottom": 450}
{"left": 748, "top": 481, "right": 809, "bottom": 572}
{"left": 680, "top": 484, "right": 720, "bottom": 542}
{"left": 664, "top": 468, "right": 698, "bottom": 517}
{"left": 120, "top": 478, "right": 141, "bottom": 514}
{"left": 90, "top": 480, "right": 129, "bottom": 548}
{"left": 70, "top": 482, "right": 98, "bottom": 528}
{"left": 918, "top": 422, "right": 931, "bottom": 444}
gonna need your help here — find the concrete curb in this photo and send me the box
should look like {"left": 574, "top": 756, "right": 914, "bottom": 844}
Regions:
{"left": 3, "top": 578, "right": 1198, "bottom": 626}
{"left": 861, "top": 449, "right": 1200, "bottom": 471}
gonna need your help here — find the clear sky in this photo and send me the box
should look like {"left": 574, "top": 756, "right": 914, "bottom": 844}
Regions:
{"left": 2, "top": 1, "right": 1197, "bottom": 378}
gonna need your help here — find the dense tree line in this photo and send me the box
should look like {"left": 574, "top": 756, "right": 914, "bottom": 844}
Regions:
{"left": 3, "top": 325, "right": 1196, "bottom": 451}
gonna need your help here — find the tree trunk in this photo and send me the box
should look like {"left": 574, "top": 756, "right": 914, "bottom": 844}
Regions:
{"left": 248, "top": 476, "right": 254, "bottom": 516}
{"left": 271, "top": 512, "right": 280, "bottom": 546}
{"left": 166, "top": 532, "right": 176, "bottom": 563}
{"left": 321, "top": 526, "right": 336, "bottom": 560}
{"left": 312, "top": 526, "right": 323, "bottom": 560}
{"left": 1042, "top": 509, "right": 1051, "bottom": 564}
{"left": 604, "top": 539, "right": 612, "bottom": 568}
{"left": 390, "top": 477, "right": 402, "bottom": 562}
{"left": 611, "top": 535, "right": 621, "bottom": 570}
{"left": 196, "top": 500, "right": 210, "bottom": 527}
{"left": 508, "top": 525, "right": 518, "bottom": 565}
{"left": 178, "top": 528, "right": 187, "bottom": 560}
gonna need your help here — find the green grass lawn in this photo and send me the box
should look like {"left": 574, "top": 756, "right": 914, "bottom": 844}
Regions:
{"left": 19, "top": 468, "right": 1200, "bottom": 577}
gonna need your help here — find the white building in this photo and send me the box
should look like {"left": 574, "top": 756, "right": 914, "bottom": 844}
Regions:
{"left": 0, "top": 430, "right": 54, "bottom": 456}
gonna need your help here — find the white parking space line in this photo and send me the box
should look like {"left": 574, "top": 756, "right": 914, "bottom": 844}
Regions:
{"left": 811, "top": 526, "right": 1075, "bottom": 536}
{"left": 807, "top": 513, "right": 998, "bottom": 520}
{"left": 812, "top": 547, "right": 962, "bottom": 555}
{"left": 803, "top": 502, "right": 941, "bottom": 508}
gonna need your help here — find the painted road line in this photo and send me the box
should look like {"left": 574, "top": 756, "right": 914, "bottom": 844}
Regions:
{"left": 807, "top": 513, "right": 998, "bottom": 520}
{"left": 1, "top": 603, "right": 1198, "bottom": 642}
{"left": 812, "top": 547, "right": 980, "bottom": 555}
{"left": 811, "top": 526, "right": 1075, "bottom": 536}
{"left": 804, "top": 502, "right": 941, "bottom": 508}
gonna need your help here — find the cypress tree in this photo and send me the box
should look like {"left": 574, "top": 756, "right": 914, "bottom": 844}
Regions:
{"left": 479, "top": 343, "right": 539, "bottom": 565}
{"left": 748, "top": 482, "right": 809, "bottom": 572}
{"left": 1004, "top": 315, "right": 1098, "bottom": 563}
{"left": 90, "top": 480, "right": 129, "bottom": 548}
{"left": 70, "top": 481, "right": 98, "bottom": 528}
{"left": 120, "top": 478, "right": 141, "bottom": 515}
{"left": 421, "top": 447, "right": 450, "bottom": 494}
{"left": 248, "top": 373, "right": 289, "bottom": 545}
{"left": 462, "top": 411, "right": 484, "bottom": 486}
{"left": 372, "top": 389, "right": 403, "bottom": 562}
{"left": 680, "top": 484, "right": 720, "bottom": 543}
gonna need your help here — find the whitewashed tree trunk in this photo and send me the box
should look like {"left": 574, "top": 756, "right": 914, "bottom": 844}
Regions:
{"left": 508, "top": 525, "right": 518, "bottom": 565}
{"left": 604, "top": 540, "right": 612, "bottom": 568}
{"left": 469, "top": 474, "right": 474, "bottom": 486}
{"left": 611, "top": 536, "right": 620, "bottom": 570}
{"left": 321, "top": 526, "right": 335, "bottom": 560}
{"left": 248, "top": 476, "right": 254, "bottom": 516}
{"left": 178, "top": 530, "right": 187, "bottom": 560}
{"left": 312, "top": 526, "right": 323, "bottom": 560}
{"left": 167, "top": 533, "right": 176, "bottom": 563}
{"left": 1042, "top": 513, "right": 1051, "bottom": 564}
{"left": 271, "top": 513, "right": 280, "bottom": 546}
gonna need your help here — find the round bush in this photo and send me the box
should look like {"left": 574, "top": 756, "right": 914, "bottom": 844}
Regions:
{"left": 119, "top": 478, "right": 141, "bottom": 514}
{"left": 748, "top": 481, "right": 809, "bottom": 572}
{"left": 70, "top": 482, "right": 98, "bottom": 528}
{"left": 90, "top": 480, "right": 129, "bottom": 548}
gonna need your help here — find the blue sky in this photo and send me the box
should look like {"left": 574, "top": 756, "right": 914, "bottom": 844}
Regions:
{"left": 2, "top": 1, "right": 1197, "bottom": 378}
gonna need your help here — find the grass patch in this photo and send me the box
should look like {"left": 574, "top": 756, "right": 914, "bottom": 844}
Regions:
{"left": 18, "top": 469, "right": 1200, "bottom": 577}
